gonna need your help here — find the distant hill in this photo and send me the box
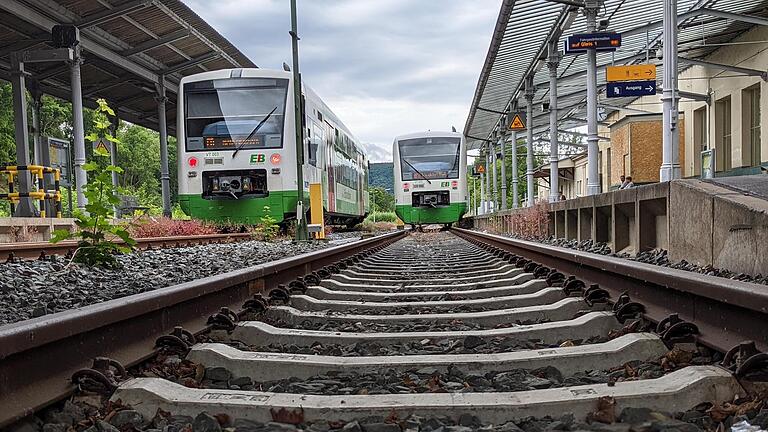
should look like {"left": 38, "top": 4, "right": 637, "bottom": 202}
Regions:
{"left": 369, "top": 162, "right": 394, "bottom": 194}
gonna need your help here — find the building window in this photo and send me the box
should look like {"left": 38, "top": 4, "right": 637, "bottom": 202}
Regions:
{"left": 715, "top": 96, "right": 731, "bottom": 171}
{"left": 693, "top": 107, "right": 707, "bottom": 175}
{"left": 742, "top": 86, "right": 761, "bottom": 166}
{"left": 623, "top": 153, "right": 630, "bottom": 177}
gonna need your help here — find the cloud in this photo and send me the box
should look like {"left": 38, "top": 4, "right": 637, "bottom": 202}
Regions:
{"left": 185, "top": 0, "right": 500, "bottom": 161}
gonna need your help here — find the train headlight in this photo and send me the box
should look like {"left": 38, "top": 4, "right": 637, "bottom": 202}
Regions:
{"left": 212, "top": 178, "right": 220, "bottom": 191}
{"left": 242, "top": 177, "right": 251, "bottom": 191}
{"left": 187, "top": 156, "right": 199, "bottom": 168}
{"left": 270, "top": 153, "right": 281, "bottom": 165}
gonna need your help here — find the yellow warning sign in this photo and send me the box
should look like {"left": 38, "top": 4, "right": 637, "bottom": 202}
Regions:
{"left": 92, "top": 138, "right": 110, "bottom": 156}
{"left": 606, "top": 64, "right": 656, "bottom": 82}
{"left": 508, "top": 114, "right": 526, "bottom": 131}
{"left": 476, "top": 165, "right": 485, "bottom": 174}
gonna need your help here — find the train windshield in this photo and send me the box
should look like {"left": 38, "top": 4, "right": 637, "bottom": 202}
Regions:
{"left": 398, "top": 137, "right": 461, "bottom": 180}
{"left": 184, "top": 78, "right": 289, "bottom": 151}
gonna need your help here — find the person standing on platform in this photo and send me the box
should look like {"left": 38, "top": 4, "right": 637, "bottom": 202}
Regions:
{"left": 619, "top": 175, "right": 628, "bottom": 190}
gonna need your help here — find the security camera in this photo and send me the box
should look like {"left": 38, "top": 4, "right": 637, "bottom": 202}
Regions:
{"left": 542, "top": 102, "right": 550, "bottom": 112}
{"left": 598, "top": 19, "right": 610, "bottom": 30}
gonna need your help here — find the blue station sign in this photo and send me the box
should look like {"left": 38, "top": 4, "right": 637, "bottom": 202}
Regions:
{"left": 565, "top": 32, "right": 621, "bottom": 54}
{"left": 606, "top": 80, "right": 657, "bottom": 98}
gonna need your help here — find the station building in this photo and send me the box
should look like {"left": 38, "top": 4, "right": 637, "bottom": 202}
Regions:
{"left": 532, "top": 23, "right": 766, "bottom": 202}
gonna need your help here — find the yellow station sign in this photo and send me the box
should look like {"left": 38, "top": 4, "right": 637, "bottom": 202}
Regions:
{"left": 606, "top": 64, "right": 656, "bottom": 82}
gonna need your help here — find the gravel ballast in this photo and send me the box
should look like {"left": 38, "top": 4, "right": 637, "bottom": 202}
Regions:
{"left": 29, "top": 394, "right": 767, "bottom": 432}
{"left": 257, "top": 316, "right": 543, "bottom": 333}
{"left": 237, "top": 335, "right": 609, "bottom": 356}
{"left": 0, "top": 239, "right": 332, "bottom": 325}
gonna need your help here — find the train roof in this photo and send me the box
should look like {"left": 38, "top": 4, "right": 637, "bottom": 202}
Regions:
{"left": 393, "top": 131, "right": 463, "bottom": 141}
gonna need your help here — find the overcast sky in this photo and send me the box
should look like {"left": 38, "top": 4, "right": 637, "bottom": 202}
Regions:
{"left": 185, "top": 0, "right": 500, "bottom": 161}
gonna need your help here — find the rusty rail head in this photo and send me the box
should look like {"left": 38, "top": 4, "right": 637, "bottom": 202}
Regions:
{"left": 452, "top": 228, "right": 768, "bottom": 354}
{"left": 0, "top": 230, "right": 406, "bottom": 427}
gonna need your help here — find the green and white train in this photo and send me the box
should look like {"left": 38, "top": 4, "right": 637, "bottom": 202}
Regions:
{"left": 393, "top": 131, "right": 468, "bottom": 227}
{"left": 177, "top": 68, "right": 369, "bottom": 225}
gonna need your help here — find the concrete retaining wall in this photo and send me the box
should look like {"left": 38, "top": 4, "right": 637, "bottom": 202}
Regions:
{"left": 472, "top": 179, "right": 768, "bottom": 275}
{"left": 0, "top": 217, "right": 76, "bottom": 243}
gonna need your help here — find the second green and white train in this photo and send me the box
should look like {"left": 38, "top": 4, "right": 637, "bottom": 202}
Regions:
{"left": 393, "top": 131, "right": 468, "bottom": 227}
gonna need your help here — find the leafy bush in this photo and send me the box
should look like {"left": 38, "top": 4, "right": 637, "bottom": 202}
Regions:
{"left": 506, "top": 204, "right": 550, "bottom": 239}
{"left": 364, "top": 211, "right": 397, "bottom": 224}
{"left": 369, "top": 186, "right": 395, "bottom": 212}
{"left": 129, "top": 216, "right": 218, "bottom": 238}
{"left": 51, "top": 99, "right": 136, "bottom": 268}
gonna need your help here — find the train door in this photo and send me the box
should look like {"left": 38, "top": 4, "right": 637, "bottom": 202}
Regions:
{"left": 324, "top": 122, "right": 336, "bottom": 213}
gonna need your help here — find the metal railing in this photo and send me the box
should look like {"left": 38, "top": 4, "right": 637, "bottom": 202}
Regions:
{"left": 1, "top": 165, "right": 62, "bottom": 218}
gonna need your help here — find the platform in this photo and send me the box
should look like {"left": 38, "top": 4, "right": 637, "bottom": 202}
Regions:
{"left": 472, "top": 178, "right": 768, "bottom": 276}
{"left": 706, "top": 174, "right": 768, "bottom": 201}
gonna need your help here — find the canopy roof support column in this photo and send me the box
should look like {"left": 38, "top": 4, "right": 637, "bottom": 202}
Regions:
{"left": 480, "top": 168, "right": 486, "bottom": 215}
{"left": 500, "top": 132, "right": 508, "bottom": 210}
{"left": 485, "top": 146, "right": 491, "bottom": 212}
{"left": 70, "top": 47, "right": 87, "bottom": 209}
{"left": 585, "top": 0, "right": 601, "bottom": 196}
{"left": 156, "top": 76, "right": 172, "bottom": 218}
{"left": 547, "top": 40, "right": 561, "bottom": 203}
{"left": 510, "top": 129, "right": 519, "bottom": 208}
{"left": 525, "top": 77, "right": 535, "bottom": 207}
{"left": 30, "top": 82, "right": 43, "bottom": 166}
{"left": 109, "top": 113, "right": 120, "bottom": 217}
{"left": 660, "top": 0, "right": 681, "bottom": 181}
{"left": 9, "top": 53, "right": 35, "bottom": 216}
{"left": 491, "top": 135, "right": 498, "bottom": 211}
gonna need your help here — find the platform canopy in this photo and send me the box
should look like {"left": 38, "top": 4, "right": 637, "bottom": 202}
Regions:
{"left": 0, "top": 0, "right": 257, "bottom": 133}
{"left": 464, "top": 0, "right": 768, "bottom": 150}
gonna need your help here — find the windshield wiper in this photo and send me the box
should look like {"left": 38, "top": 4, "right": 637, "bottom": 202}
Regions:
{"left": 232, "top": 106, "right": 278, "bottom": 158}
{"left": 402, "top": 158, "right": 432, "bottom": 184}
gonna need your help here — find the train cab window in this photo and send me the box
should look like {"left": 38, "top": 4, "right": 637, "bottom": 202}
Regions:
{"left": 398, "top": 136, "right": 461, "bottom": 180}
{"left": 184, "top": 78, "right": 289, "bottom": 151}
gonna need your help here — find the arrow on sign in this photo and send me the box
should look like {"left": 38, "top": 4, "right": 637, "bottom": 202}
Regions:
{"left": 606, "top": 64, "right": 657, "bottom": 82}
{"left": 606, "top": 80, "right": 657, "bottom": 98}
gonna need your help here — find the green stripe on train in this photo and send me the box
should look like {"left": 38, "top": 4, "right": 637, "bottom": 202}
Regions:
{"left": 178, "top": 192, "right": 301, "bottom": 224}
{"left": 179, "top": 192, "right": 365, "bottom": 224}
{"left": 395, "top": 203, "right": 467, "bottom": 225}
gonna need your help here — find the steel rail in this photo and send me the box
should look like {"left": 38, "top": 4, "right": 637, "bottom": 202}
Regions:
{"left": 0, "top": 232, "right": 256, "bottom": 260}
{"left": 0, "top": 230, "right": 405, "bottom": 427}
{"left": 452, "top": 228, "right": 768, "bottom": 354}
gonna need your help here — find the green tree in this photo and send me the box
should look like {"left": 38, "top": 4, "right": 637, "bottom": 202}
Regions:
{"left": 0, "top": 80, "right": 186, "bottom": 218}
{"left": 369, "top": 186, "right": 395, "bottom": 212}
{"left": 52, "top": 99, "right": 135, "bottom": 267}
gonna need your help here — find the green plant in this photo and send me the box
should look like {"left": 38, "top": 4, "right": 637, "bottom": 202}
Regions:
{"left": 257, "top": 205, "right": 279, "bottom": 241}
{"left": 364, "top": 211, "right": 397, "bottom": 224}
{"left": 51, "top": 99, "right": 136, "bottom": 268}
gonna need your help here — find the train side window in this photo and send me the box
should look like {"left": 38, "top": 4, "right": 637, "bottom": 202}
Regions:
{"left": 308, "top": 123, "right": 322, "bottom": 167}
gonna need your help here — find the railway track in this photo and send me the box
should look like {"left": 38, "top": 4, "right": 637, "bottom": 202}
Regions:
{"left": 3, "top": 230, "right": 767, "bottom": 431}
{"left": 1, "top": 232, "right": 256, "bottom": 261}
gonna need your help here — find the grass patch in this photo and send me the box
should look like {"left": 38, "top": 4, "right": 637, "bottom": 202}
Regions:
{"left": 364, "top": 211, "right": 397, "bottom": 224}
